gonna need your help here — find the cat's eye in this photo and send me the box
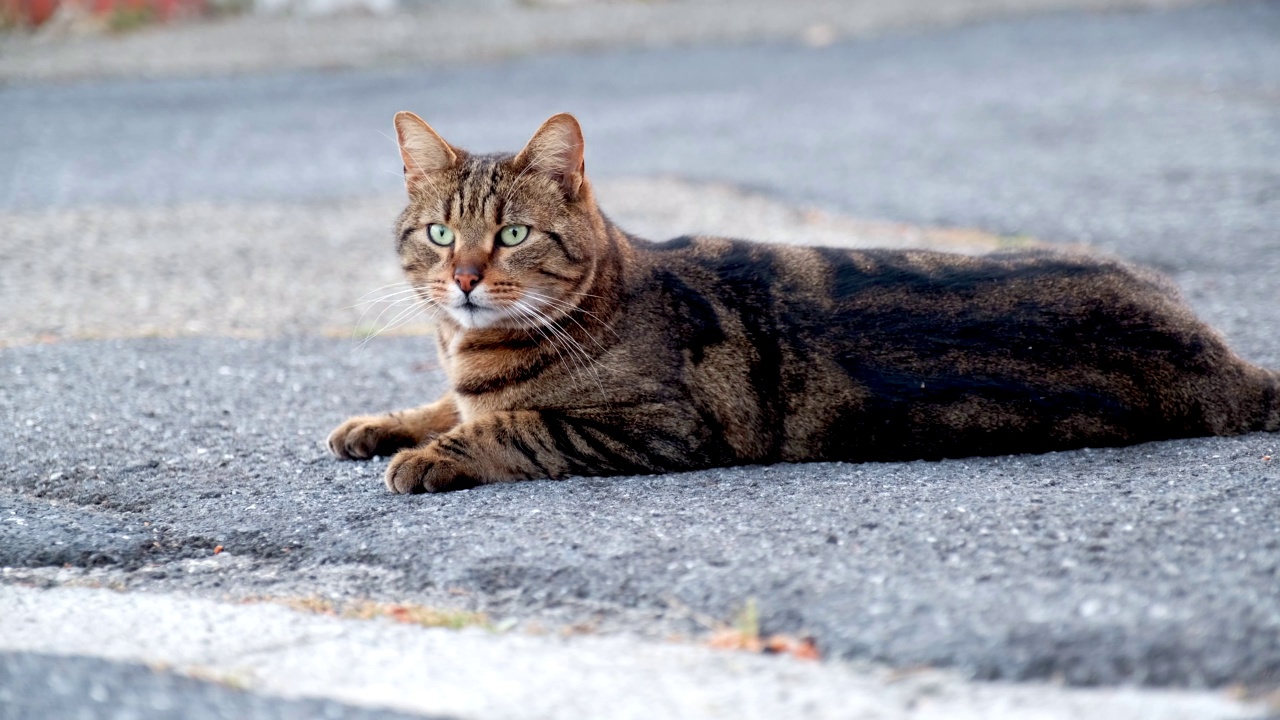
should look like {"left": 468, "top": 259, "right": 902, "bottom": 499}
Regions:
{"left": 498, "top": 225, "right": 530, "bottom": 247}
{"left": 427, "top": 223, "right": 455, "bottom": 247}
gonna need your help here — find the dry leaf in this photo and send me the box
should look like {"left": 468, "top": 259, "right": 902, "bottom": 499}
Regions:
{"left": 708, "top": 628, "right": 764, "bottom": 652}
{"left": 764, "top": 635, "right": 821, "bottom": 661}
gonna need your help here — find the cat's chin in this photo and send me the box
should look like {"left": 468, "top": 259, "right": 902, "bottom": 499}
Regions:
{"left": 446, "top": 304, "right": 504, "bottom": 330}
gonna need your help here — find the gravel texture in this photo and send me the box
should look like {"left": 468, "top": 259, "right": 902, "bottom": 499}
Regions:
{"left": 3, "top": 335, "right": 1279, "bottom": 689}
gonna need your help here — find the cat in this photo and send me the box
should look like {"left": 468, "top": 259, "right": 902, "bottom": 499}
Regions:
{"left": 328, "top": 111, "right": 1280, "bottom": 493}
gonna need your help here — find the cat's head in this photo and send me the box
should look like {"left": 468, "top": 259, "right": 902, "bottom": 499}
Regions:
{"left": 392, "top": 112, "right": 609, "bottom": 331}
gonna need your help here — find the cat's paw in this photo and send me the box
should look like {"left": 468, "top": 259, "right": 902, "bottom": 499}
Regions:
{"left": 327, "top": 415, "right": 419, "bottom": 460}
{"left": 384, "top": 446, "right": 479, "bottom": 493}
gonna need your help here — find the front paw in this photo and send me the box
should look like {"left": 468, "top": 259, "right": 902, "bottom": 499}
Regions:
{"left": 384, "top": 446, "right": 479, "bottom": 494}
{"left": 328, "top": 414, "right": 419, "bottom": 460}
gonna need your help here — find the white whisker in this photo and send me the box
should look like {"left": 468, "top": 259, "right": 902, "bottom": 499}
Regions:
{"left": 352, "top": 293, "right": 416, "bottom": 339}
{"left": 347, "top": 277, "right": 440, "bottom": 349}
{"left": 382, "top": 304, "right": 433, "bottom": 335}
{"left": 508, "top": 302, "right": 587, "bottom": 381}
{"left": 507, "top": 302, "right": 572, "bottom": 371}
{"left": 356, "top": 299, "right": 438, "bottom": 351}
{"left": 520, "top": 290, "right": 621, "bottom": 344}
{"left": 356, "top": 280, "right": 412, "bottom": 298}
{"left": 349, "top": 281, "right": 413, "bottom": 303}
{"left": 513, "top": 299, "right": 607, "bottom": 400}
{"left": 344, "top": 288, "right": 422, "bottom": 310}
{"left": 510, "top": 301, "right": 592, "bottom": 391}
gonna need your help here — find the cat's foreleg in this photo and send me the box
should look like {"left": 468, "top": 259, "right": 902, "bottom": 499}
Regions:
{"left": 328, "top": 394, "right": 460, "bottom": 460}
{"left": 384, "top": 409, "right": 679, "bottom": 493}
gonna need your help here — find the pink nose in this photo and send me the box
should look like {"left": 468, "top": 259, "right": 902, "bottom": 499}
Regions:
{"left": 454, "top": 267, "right": 482, "bottom": 293}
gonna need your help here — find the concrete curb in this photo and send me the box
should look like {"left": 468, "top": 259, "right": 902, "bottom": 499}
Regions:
{"left": 0, "top": 584, "right": 1266, "bottom": 719}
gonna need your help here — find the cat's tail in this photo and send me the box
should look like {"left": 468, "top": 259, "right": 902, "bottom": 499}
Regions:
{"left": 1262, "top": 369, "right": 1280, "bottom": 433}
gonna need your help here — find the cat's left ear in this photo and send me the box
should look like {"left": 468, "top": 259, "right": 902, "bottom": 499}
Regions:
{"left": 514, "top": 113, "right": 586, "bottom": 201}
{"left": 394, "top": 111, "right": 459, "bottom": 191}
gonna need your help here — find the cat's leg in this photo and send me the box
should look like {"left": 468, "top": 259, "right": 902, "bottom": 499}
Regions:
{"left": 383, "top": 408, "right": 691, "bottom": 493}
{"left": 328, "top": 394, "right": 460, "bottom": 460}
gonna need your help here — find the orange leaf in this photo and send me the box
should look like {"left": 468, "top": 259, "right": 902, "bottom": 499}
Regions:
{"left": 763, "top": 635, "right": 822, "bottom": 661}
{"left": 789, "top": 637, "right": 822, "bottom": 661}
{"left": 708, "top": 629, "right": 762, "bottom": 652}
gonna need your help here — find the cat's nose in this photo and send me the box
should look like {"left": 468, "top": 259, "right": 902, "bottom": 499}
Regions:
{"left": 454, "top": 266, "right": 482, "bottom": 294}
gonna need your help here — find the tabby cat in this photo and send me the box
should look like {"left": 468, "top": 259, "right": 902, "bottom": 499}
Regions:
{"left": 328, "top": 112, "right": 1280, "bottom": 493}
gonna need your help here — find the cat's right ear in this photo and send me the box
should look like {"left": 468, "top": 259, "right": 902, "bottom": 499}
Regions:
{"left": 394, "top": 111, "right": 458, "bottom": 191}
{"left": 514, "top": 113, "right": 586, "bottom": 201}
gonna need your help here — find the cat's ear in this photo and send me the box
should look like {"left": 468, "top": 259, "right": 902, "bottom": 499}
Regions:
{"left": 514, "top": 113, "right": 586, "bottom": 200}
{"left": 394, "top": 111, "right": 458, "bottom": 191}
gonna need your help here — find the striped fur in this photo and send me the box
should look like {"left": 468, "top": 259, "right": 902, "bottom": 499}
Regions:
{"left": 328, "top": 112, "right": 1280, "bottom": 493}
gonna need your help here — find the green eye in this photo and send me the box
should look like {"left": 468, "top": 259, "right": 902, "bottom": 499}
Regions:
{"left": 498, "top": 225, "right": 530, "bottom": 247}
{"left": 427, "top": 223, "right": 455, "bottom": 246}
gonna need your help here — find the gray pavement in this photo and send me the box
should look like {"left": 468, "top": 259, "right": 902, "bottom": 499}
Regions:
{"left": 4, "top": 333, "right": 1280, "bottom": 690}
{"left": 3, "top": 0, "right": 1280, "bottom": 714}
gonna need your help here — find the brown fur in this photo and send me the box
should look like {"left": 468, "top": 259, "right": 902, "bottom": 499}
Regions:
{"left": 328, "top": 112, "right": 1280, "bottom": 493}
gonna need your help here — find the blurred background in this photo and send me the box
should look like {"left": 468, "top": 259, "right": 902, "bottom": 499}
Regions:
{"left": 1, "top": 0, "right": 1276, "bottom": 362}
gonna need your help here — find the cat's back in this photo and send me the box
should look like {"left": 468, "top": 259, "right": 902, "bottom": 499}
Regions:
{"left": 620, "top": 234, "right": 1263, "bottom": 462}
{"left": 628, "top": 234, "right": 1209, "bottom": 379}
{"left": 629, "top": 234, "right": 1181, "bottom": 329}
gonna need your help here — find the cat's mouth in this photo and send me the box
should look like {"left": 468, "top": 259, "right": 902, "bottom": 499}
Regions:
{"left": 456, "top": 294, "right": 495, "bottom": 313}
{"left": 447, "top": 296, "right": 502, "bottom": 329}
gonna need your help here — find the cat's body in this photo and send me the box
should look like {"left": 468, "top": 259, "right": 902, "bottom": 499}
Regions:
{"left": 329, "top": 112, "right": 1280, "bottom": 493}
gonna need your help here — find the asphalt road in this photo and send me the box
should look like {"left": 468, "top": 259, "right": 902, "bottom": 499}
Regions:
{"left": 5, "top": 334, "right": 1280, "bottom": 689}
{"left": 3, "top": 0, "right": 1280, "bottom": 697}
